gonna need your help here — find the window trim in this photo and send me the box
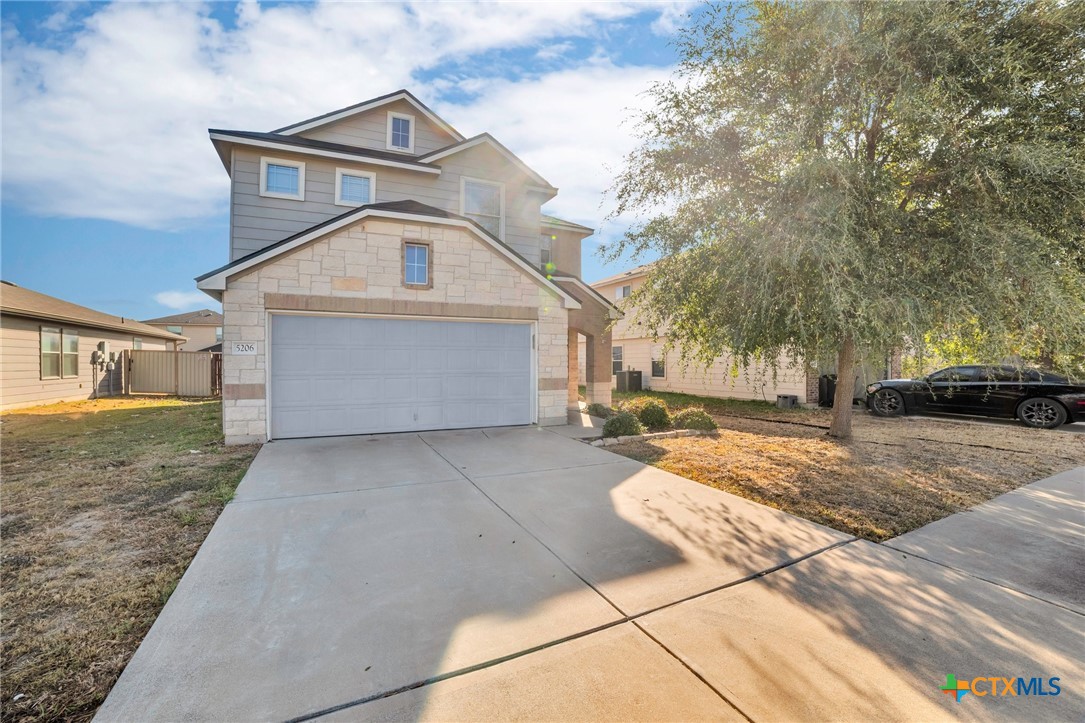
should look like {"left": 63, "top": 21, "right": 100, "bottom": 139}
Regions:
{"left": 166, "top": 325, "right": 183, "bottom": 335}
{"left": 612, "top": 345, "right": 623, "bottom": 376}
{"left": 334, "top": 168, "right": 377, "bottom": 207}
{"left": 259, "top": 156, "right": 306, "bottom": 200}
{"left": 616, "top": 284, "right": 631, "bottom": 300}
{"left": 651, "top": 346, "right": 666, "bottom": 378}
{"left": 40, "top": 326, "right": 61, "bottom": 380}
{"left": 386, "top": 111, "right": 416, "bottom": 153}
{"left": 401, "top": 239, "right": 433, "bottom": 290}
{"left": 460, "top": 176, "right": 505, "bottom": 240}
{"left": 540, "top": 233, "right": 554, "bottom": 271}
{"left": 132, "top": 337, "right": 143, "bottom": 350}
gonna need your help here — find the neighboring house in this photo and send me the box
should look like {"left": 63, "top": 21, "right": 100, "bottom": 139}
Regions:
{"left": 587, "top": 265, "right": 818, "bottom": 405}
{"left": 196, "top": 89, "right": 618, "bottom": 444}
{"left": 142, "top": 309, "right": 224, "bottom": 351}
{"left": 0, "top": 281, "right": 186, "bottom": 411}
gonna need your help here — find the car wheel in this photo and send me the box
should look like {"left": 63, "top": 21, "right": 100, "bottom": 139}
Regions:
{"left": 870, "top": 388, "right": 906, "bottom": 417}
{"left": 1016, "top": 397, "right": 1067, "bottom": 429}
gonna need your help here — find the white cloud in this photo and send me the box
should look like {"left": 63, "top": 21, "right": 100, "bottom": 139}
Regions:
{"left": 2, "top": 1, "right": 683, "bottom": 232}
{"left": 154, "top": 290, "right": 210, "bottom": 310}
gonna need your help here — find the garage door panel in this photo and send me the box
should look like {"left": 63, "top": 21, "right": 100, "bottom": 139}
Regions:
{"left": 271, "top": 316, "right": 533, "bottom": 438}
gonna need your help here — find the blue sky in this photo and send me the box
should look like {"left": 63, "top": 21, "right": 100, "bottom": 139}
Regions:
{"left": 1, "top": 1, "right": 689, "bottom": 319}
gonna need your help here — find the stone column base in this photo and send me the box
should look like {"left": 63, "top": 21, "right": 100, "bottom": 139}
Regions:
{"left": 586, "top": 382, "right": 612, "bottom": 407}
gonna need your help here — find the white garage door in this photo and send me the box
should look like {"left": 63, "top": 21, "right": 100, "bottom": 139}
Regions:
{"left": 270, "top": 315, "right": 533, "bottom": 438}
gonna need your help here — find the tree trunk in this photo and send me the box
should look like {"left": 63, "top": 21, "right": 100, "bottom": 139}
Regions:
{"left": 828, "top": 336, "right": 857, "bottom": 439}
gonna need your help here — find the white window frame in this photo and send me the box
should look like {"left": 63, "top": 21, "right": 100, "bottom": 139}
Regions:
{"left": 386, "top": 111, "right": 415, "bottom": 153}
{"left": 612, "top": 345, "right": 623, "bottom": 376}
{"left": 540, "top": 233, "right": 554, "bottom": 271}
{"left": 460, "top": 177, "right": 505, "bottom": 240}
{"left": 616, "top": 284, "right": 632, "bottom": 300}
{"left": 651, "top": 345, "right": 666, "bottom": 379}
{"left": 259, "top": 156, "right": 305, "bottom": 201}
{"left": 334, "top": 168, "right": 377, "bottom": 207}
{"left": 133, "top": 338, "right": 143, "bottom": 350}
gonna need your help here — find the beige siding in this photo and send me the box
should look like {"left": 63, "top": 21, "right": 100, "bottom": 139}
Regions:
{"left": 0, "top": 315, "right": 170, "bottom": 411}
{"left": 230, "top": 145, "right": 546, "bottom": 267}
{"left": 547, "top": 228, "right": 583, "bottom": 277}
{"left": 145, "top": 323, "right": 218, "bottom": 351}
{"left": 587, "top": 274, "right": 810, "bottom": 403}
{"left": 299, "top": 99, "right": 456, "bottom": 155}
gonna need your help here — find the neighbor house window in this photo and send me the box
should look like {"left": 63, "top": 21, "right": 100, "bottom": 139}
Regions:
{"left": 612, "top": 346, "right": 623, "bottom": 375}
{"left": 403, "top": 241, "right": 431, "bottom": 288}
{"left": 616, "top": 284, "right": 631, "bottom": 300}
{"left": 41, "top": 327, "right": 78, "bottom": 379}
{"left": 259, "top": 157, "right": 305, "bottom": 200}
{"left": 651, "top": 346, "right": 666, "bottom": 378}
{"left": 215, "top": 327, "right": 223, "bottom": 343}
{"left": 335, "top": 168, "right": 376, "bottom": 206}
{"left": 166, "top": 325, "right": 183, "bottom": 334}
{"left": 133, "top": 338, "right": 143, "bottom": 350}
{"left": 461, "top": 178, "right": 504, "bottom": 238}
{"left": 540, "top": 234, "right": 554, "bottom": 271}
{"left": 386, "top": 112, "right": 415, "bottom": 152}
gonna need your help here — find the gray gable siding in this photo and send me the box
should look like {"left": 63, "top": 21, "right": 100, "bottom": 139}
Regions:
{"left": 229, "top": 144, "right": 546, "bottom": 265}
{"left": 298, "top": 99, "right": 455, "bottom": 155}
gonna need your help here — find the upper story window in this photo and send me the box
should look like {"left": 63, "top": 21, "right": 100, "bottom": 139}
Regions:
{"left": 540, "top": 234, "right": 554, "bottom": 271}
{"left": 403, "top": 241, "right": 431, "bottom": 288}
{"left": 461, "top": 178, "right": 504, "bottom": 239}
{"left": 41, "top": 327, "right": 78, "bottom": 379}
{"left": 335, "top": 169, "right": 376, "bottom": 207}
{"left": 215, "top": 327, "right": 224, "bottom": 343}
{"left": 259, "top": 157, "right": 305, "bottom": 201}
{"left": 133, "top": 338, "right": 143, "bottom": 350}
{"left": 616, "top": 284, "right": 632, "bottom": 300}
{"left": 166, "top": 325, "right": 183, "bottom": 334}
{"left": 387, "top": 112, "right": 415, "bottom": 153}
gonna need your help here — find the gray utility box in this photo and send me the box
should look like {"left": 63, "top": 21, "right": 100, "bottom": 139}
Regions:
{"left": 776, "top": 394, "right": 799, "bottom": 409}
{"left": 615, "top": 370, "right": 643, "bottom": 393}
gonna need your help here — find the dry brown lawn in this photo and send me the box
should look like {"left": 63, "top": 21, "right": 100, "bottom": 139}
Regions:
{"left": 1, "top": 397, "right": 259, "bottom": 723}
{"left": 609, "top": 393, "right": 1085, "bottom": 542}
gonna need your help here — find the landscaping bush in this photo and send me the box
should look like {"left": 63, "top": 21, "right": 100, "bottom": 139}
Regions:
{"left": 617, "top": 396, "right": 656, "bottom": 416}
{"left": 585, "top": 402, "right": 613, "bottom": 418}
{"left": 672, "top": 407, "right": 718, "bottom": 431}
{"left": 602, "top": 411, "right": 643, "bottom": 438}
{"left": 636, "top": 400, "right": 671, "bottom": 431}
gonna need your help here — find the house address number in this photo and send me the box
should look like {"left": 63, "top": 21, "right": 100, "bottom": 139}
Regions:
{"left": 232, "top": 342, "right": 257, "bottom": 355}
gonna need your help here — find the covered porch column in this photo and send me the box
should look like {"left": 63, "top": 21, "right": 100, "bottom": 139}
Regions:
{"left": 555, "top": 278, "right": 617, "bottom": 409}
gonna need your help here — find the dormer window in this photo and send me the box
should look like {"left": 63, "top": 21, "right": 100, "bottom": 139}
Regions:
{"left": 387, "top": 111, "right": 415, "bottom": 153}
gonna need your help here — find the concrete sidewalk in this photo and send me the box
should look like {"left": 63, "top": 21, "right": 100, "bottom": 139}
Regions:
{"left": 96, "top": 433, "right": 1084, "bottom": 721}
{"left": 887, "top": 466, "right": 1085, "bottom": 612}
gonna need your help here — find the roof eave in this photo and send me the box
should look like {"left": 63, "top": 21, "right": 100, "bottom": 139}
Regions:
{"left": 0, "top": 308, "right": 188, "bottom": 341}
{"left": 207, "top": 132, "right": 443, "bottom": 176}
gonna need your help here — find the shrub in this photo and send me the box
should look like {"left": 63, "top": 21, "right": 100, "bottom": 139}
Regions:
{"left": 585, "top": 402, "right": 613, "bottom": 419}
{"left": 602, "top": 411, "right": 643, "bottom": 438}
{"left": 617, "top": 396, "right": 657, "bottom": 416}
{"left": 672, "top": 407, "right": 718, "bottom": 431}
{"left": 636, "top": 400, "right": 671, "bottom": 431}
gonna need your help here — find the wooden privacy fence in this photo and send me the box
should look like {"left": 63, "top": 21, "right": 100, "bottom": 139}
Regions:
{"left": 124, "top": 350, "right": 222, "bottom": 397}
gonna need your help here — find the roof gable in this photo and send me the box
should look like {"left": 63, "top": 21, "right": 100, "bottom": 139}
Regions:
{"left": 272, "top": 90, "right": 464, "bottom": 143}
{"left": 419, "top": 134, "right": 555, "bottom": 191}
{"left": 142, "top": 309, "right": 223, "bottom": 326}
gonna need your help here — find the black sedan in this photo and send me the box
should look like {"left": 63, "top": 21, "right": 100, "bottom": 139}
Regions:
{"left": 866, "top": 365, "right": 1085, "bottom": 429}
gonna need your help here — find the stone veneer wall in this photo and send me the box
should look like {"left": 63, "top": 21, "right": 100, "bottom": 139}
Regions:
{"left": 221, "top": 218, "right": 569, "bottom": 444}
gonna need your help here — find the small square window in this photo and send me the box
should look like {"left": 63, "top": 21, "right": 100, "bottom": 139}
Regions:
{"left": 335, "top": 169, "right": 375, "bottom": 206}
{"left": 259, "top": 157, "right": 305, "bottom": 200}
{"left": 612, "top": 346, "right": 623, "bottom": 375}
{"left": 404, "top": 242, "right": 430, "bottom": 287}
{"left": 133, "top": 338, "right": 143, "bottom": 350}
{"left": 616, "top": 285, "right": 631, "bottom": 300}
{"left": 651, "top": 359, "right": 666, "bottom": 378}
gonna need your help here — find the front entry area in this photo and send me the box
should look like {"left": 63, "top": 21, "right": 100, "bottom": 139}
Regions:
{"left": 269, "top": 314, "right": 533, "bottom": 438}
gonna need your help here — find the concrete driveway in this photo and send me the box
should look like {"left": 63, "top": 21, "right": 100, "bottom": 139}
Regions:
{"left": 97, "top": 429, "right": 1083, "bottom": 722}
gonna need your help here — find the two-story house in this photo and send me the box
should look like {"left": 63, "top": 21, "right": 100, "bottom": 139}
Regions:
{"left": 142, "top": 309, "right": 223, "bottom": 351}
{"left": 196, "top": 90, "right": 618, "bottom": 444}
